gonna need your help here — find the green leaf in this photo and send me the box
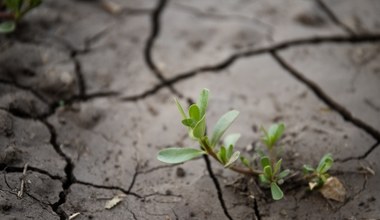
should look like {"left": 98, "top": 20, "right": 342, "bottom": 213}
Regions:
{"left": 174, "top": 98, "right": 187, "bottom": 119}
{"left": 270, "top": 182, "right": 284, "bottom": 200}
{"left": 264, "top": 165, "right": 272, "bottom": 180}
{"left": 188, "top": 104, "right": 200, "bottom": 121}
{"left": 260, "top": 156, "right": 270, "bottom": 169}
{"left": 5, "top": 0, "right": 23, "bottom": 12}
{"left": 320, "top": 174, "right": 328, "bottom": 183}
{"left": 197, "top": 88, "right": 209, "bottom": 118}
{"left": 259, "top": 174, "right": 270, "bottom": 185}
{"left": 260, "top": 126, "right": 270, "bottom": 147}
{"left": 226, "top": 144, "right": 234, "bottom": 159}
{"left": 316, "top": 153, "right": 333, "bottom": 174}
{"left": 267, "top": 123, "right": 285, "bottom": 147}
{"left": 273, "top": 159, "right": 282, "bottom": 175}
{"left": 224, "top": 151, "right": 240, "bottom": 168}
{"left": 157, "top": 148, "right": 205, "bottom": 164}
{"left": 223, "top": 133, "right": 241, "bottom": 150}
{"left": 240, "top": 156, "right": 250, "bottom": 168}
{"left": 218, "top": 146, "right": 227, "bottom": 164}
{"left": 210, "top": 110, "right": 239, "bottom": 147}
{"left": 278, "top": 169, "right": 290, "bottom": 179}
{"left": 181, "top": 118, "right": 196, "bottom": 128}
{"left": 303, "top": 165, "right": 315, "bottom": 174}
{"left": 193, "top": 115, "right": 206, "bottom": 138}
{"left": 0, "top": 21, "right": 16, "bottom": 33}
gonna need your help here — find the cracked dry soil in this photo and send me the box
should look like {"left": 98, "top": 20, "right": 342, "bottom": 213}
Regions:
{"left": 1, "top": 0, "right": 380, "bottom": 219}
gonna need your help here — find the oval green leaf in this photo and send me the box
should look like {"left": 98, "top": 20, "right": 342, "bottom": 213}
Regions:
{"left": 273, "top": 159, "right": 282, "bottom": 175}
{"left": 278, "top": 169, "right": 290, "bottom": 179}
{"left": 224, "top": 151, "right": 240, "bottom": 168}
{"left": 223, "top": 133, "right": 241, "bottom": 150}
{"left": 188, "top": 104, "right": 200, "bottom": 121}
{"left": 193, "top": 115, "right": 206, "bottom": 138}
{"left": 268, "top": 123, "right": 285, "bottom": 146}
{"left": 157, "top": 148, "right": 205, "bottom": 164}
{"left": 174, "top": 98, "right": 187, "bottom": 119}
{"left": 0, "top": 21, "right": 16, "bottom": 34}
{"left": 259, "top": 174, "right": 270, "bottom": 185}
{"left": 182, "top": 118, "right": 196, "bottom": 128}
{"left": 218, "top": 146, "right": 227, "bottom": 164}
{"left": 210, "top": 110, "right": 239, "bottom": 147}
{"left": 270, "top": 182, "right": 284, "bottom": 200}
{"left": 197, "top": 88, "right": 209, "bottom": 118}
{"left": 260, "top": 156, "right": 270, "bottom": 169}
{"left": 303, "top": 165, "right": 315, "bottom": 174}
{"left": 264, "top": 165, "right": 272, "bottom": 179}
{"left": 317, "top": 153, "right": 333, "bottom": 174}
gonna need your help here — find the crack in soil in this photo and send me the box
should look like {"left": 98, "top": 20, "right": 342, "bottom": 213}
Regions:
{"left": 144, "top": 0, "right": 182, "bottom": 97}
{"left": 252, "top": 197, "right": 261, "bottom": 220}
{"left": 270, "top": 51, "right": 380, "bottom": 143}
{"left": 126, "top": 162, "right": 140, "bottom": 193}
{"left": 72, "top": 56, "right": 86, "bottom": 97}
{"left": 203, "top": 155, "right": 234, "bottom": 220}
{"left": 336, "top": 141, "right": 380, "bottom": 162}
{"left": 0, "top": 164, "right": 64, "bottom": 181}
{"left": 0, "top": 79, "right": 50, "bottom": 104}
{"left": 41, "top": 119, "right": 75, "bottom": 220}
{"left": 315, "top": 0, "right": 356, "bottom": 35}
{"left": 74, "top": 180, "right": 141, "bottom": 198}
{"left": 120, "top": 33, "right": 380, "bottom": 102}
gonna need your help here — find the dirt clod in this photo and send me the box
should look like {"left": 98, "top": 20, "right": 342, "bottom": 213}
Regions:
{"left": 176, "top": 167, "right": 186, "bottom": 178}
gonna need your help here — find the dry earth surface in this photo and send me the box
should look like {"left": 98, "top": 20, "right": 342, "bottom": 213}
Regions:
{"left": 1, "top": 0, "right": 380, "bottom": 219}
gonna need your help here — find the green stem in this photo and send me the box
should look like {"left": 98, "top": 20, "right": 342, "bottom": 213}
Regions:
{"left": 268, "top": 145, "right": 277, "bottom": 167}
{"left": 200, "top": 138, "right": 262, "bottom": 176}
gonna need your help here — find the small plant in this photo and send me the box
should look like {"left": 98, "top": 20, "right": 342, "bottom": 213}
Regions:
{"left": 256, "top": 123, "right": 290, "bottom": 200}
{"left": 157, "top": 88, "right": 341, "bottom": 201}
{"left": 0, "top": 0, "right": 42, "bottom": 33}
{"left": 303, "top": 153, "right": 333, "bottom": 190}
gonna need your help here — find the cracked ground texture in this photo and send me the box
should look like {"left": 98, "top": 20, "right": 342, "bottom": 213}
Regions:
{"left": 0, "top": 0, "right": 379, "bottom": 219}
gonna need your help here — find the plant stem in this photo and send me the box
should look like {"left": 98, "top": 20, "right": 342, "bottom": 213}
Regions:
{"left": 201, "top": 139, "right": 262, "bottom": 176}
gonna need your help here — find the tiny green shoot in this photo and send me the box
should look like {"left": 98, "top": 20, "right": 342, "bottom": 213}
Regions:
{"left": 303, "top": 153, "right": 334, "bottom": 190}
{"left": 0, "top": 0, "right": 42, "bottom": 34}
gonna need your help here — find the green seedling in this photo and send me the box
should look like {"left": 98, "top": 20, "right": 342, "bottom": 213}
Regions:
{"left": 257, "top": 123, "right": 290, "bottom": 200}
{"left": 0, "top": 0, "right": 42, "bottom": 33}
{"left": 303, "top": 153, "right": 333, "bottom": 190}
{"left": 157, "top": 88, "right": 340, "bottom": 201}
{"left": 258, "top": 156, "right": 290, "bottom": 200}
{"left": 157, "top": 89, "right": 245, "bottom": 169}
{"left": 157, "top": 89, "right": 261, "bottom": 175}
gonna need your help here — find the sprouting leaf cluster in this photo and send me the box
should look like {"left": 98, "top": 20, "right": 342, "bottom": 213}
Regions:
{"left": 0, "top": 0, "right": 42, "bottom": 33}
{"left": 158, "top": 88, "right": 242, "bottom": 169}
{"left": 303, "top": 153, "right": 333, "bottom": 190}
{"left": 157, "top": 88, "right": 336, "bottom": 201}
{"left": 256, "top": 123, "right": 290, "bottom": 200}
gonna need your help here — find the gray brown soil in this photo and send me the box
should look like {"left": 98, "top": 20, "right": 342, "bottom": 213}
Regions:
{"left": 1, "top": 0, "right": 380, "bottom": 219}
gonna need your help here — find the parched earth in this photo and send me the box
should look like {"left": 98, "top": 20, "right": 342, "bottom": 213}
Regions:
{"left": 1, "top": 0, "right": 380, "bottom": 219}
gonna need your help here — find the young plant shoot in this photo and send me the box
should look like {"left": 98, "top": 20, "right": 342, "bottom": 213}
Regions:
{"left": 157, "top": 88, "right": 338, "bottom": 201}
{"left": 0, "top": 0, "right": 42, "bottom": 33}
{"left": 303, "top": 153, "right": 334, "bottom": 190}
